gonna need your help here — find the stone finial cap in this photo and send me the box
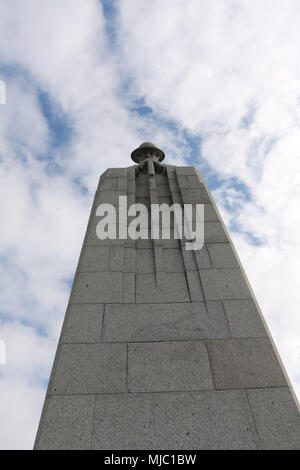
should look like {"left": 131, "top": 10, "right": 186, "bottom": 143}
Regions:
{"left": 131, "top": 142, "right": 165, "bottom": 164}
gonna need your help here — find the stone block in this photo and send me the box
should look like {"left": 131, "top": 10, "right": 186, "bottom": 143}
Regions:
{"left": 157, "top": 185, "right": 171, "bottom": 196}
{"left": 92, "top": 390, "right": 259, "bottom": 449}
{"left": 127, "top": 179, "right": 135, "bottom": 193}
{"left": 136, "top": 172, "right": 148, "bottom": 184}
{"left": 135, "top": 197, "right": 150, "bottom": 210}
{"left": 136, "top": 239, "right": 153, "bottom": 249}
{"left": 127, "top": 166, "right": 137, "bottom": 180}
{"left": 204, "top": 222, "right": 227, "bottom": 242}
{"left": 166, "top": 168, "right": 177, "bottom": 179}
{"left": 181, "top": 188, "right": 211, "bottom": 204}
{"left": 223, "top": 299, "right": 267, "bottom": 338}
{"left": 128, "top": 341, "right": 214, "bottom": 392}
{"left": 36, "top": 395, "right": 95, "bottom": 450}
{"left": 200, "top": 268, "right": 251, "bottom": 300}
{"left": 122, "top": 273, "right": 135, "bottom": 303}
{"left": 86, "top": 223, "right": 125, "bottom": 246}
{"left": 159, "top": 196, "right": 173, "bottom": 206}
{"left": 99, "top": 177, "right": 117, "bottom": 191}
{"left": 204, "top": 204, "right": 219, "bottom": 222}
{"left": 207, "top": 338, "right": 287, "bottom": 389}
{"left": 186, "top": 271, "right": 204, "bottom": 301}
{"left": 207, "top": 243, "right": 239, "bottom": 268}
{"left": 136, "top": 272, "right": 190, "bottom": 303}
{"left": 176, "top": 166, "right": 197, "bottom": 176}
{"left": 168, "top": 179, "right": 180, "bottom": 192}
{"left": 79, "top": 246, "right": 110, "bottom": 272}
{"left": 50, "top": 343, "right": 126, "bottom": 394}
{"left": 108, "top": 246, "right": 124, "bottom": 271}
{"left": 169, "top": 192, "right": 182, "bottom": 204}
{"left": 136, "top": 184, "right": 150, "bottom": 197}
{"left": 61, "top": 304, "right": 103, "bottom": 343}
{"left": 194, "top": 245, "right": 211, "bottom": 268}
{"left": 103, "top": 301, "right": 230, "bottom": 342}
{"left": 96, "top": 190, "right": 126, "bottom": 206}
{"left": 136, "top": 250, "right": 155, "bottom": 273}
{"left": 155, "top": 173, "right": 168, "bottom": 184}
{"left": 106, "top": 168, "right": 127, "bottom": 178}
{"left": 177, "top": 175, "right": 204, "bottom": 189}
{"left": 72, "top": 272, "right": 122, "bottom": 303}
{"left": 163, "top": 248, "right": 185, "bottom": 272}
{"left": 181, "top": 249, "right": 198, "bottom": 270}
{"left": 247, "top": 387, "right": 300, "bottom": 449}
{"left": 117, "top": 176, "right": 127, "bottom": 191}
{"left": 123, "top": 247, "right": 135, "bottom": 272}
{"left": 161, "top": 233, "right": 181, "bottom": 248}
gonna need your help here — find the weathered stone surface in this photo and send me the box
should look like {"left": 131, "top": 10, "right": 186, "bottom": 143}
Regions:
{"left": 80, "top": 246, "right": 110, "bottom": 272}
{"left": 204, "top": 222, "right": 227, "bottom": 242}
{"left": 95, "top": 190, "right": 126, "bottom": 206}
{"left": 35, "top": 395, "right": 95, "bottom": 450}
{"left": 203, "top": 204, "right": 219, "bottom": 221}
{"left": 194, "top": 245, "right": 211, "bottom": 268}
{"left": 136, "top": 184, "right": 150, "bottom": 197}
{"left": 86, "top": 224, "right": 125, "bottom": 246}
{"left": 155, "top": 173, "right": 169, "bottom": 184}
{"left": 123, "top": 247, "right": 135, "bottom": 272}
{"left": 103, "top": 301, "right": 229, "bottom": 342}
{"left": 223, "top": 299, "right": 267, "bottom": 338}
{"left": 122, "top": 273, "right": 135, "bottom": 303}
{"left": 168, "top": 179, "right": 180, "bottom": 192}
{"left": 109, "top": 246, "right": 124, "bottom": 271}
{"left": 181, "top": 188, "right": 211, "bottom": 204}
{"left": 105, "top": 168, "right": 128, "bottom": 178}
{"left": 136, "top": 250, "right": 155, "bottom": 273}
{"left": 127, "top": 179, "right": 135, "bottom": 193}
{"left": 136, "top": 233, "right": 153, "bottom": 250}
{"left": 207, "top": 338, "right": 287, "bottom": 389}
{"left": 163, "top": 248, "right": 185, "bottom": 272}
{"left": 200, "top": 268, "right": 251, "bottom": 300}
{"left": 92, "top": 390, "right": 259, "bottom": 449}
{"left": 159, "top": 196, "right": 173, "bottom": 206}
{"left": 207, "top": 243, "right": 239, "bottom": 268}
{"left": 128, "top": 341, "right": 214, "bottom": 392}
{"left": 179, "top": 245, "right": 211, "bottom": 270}
{"left": 98, "top": 177, "right": 118, "bottom": 191}
{"left": 50, "top": 343, "right": 127, "bottom": 394}
{"left": 176, "top": 166, "right": 197, "bottom": 176}
{"left": 36, "top": 159, "right": 299, "bottom": 451}
{"left": 136, "top": 272, "right": 190, "bottom": 303}
{"left": 177, "top": 175, "right": 204, "bottom": 189}
{"left": 80, "top": 246, "right": 125, "bottom": 272}
{"left": 186, "top": 271, "right": 204, "bottom": 301}
{"left": 117, "top": 176, "right": 127, "bottom": 191}
{"left": 157, "top": 184, "right": 171, "bottom": 196}
{"left": 160, "top": 234, "right": 181, "bottom": 248}
{"left": 61, "top": 304, "right": 103, "bottom": 343}
{"left": 247, "top": 388, "right": 300, "bottom": 449}
{"left": 71, "top": 272, "right": 122, "bottom": 303}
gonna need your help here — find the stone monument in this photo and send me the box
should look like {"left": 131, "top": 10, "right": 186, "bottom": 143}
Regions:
{"left": 34, "top": 143, "right": 300, "bottom": 449}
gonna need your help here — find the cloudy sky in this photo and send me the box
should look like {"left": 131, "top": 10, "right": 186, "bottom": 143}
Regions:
{"left": 0, "top": 0, "right": 300, "bottom": 449}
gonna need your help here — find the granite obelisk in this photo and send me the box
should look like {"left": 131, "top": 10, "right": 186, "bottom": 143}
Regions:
{"left": 34, "top": 143, "right": 300, "bottom": 449}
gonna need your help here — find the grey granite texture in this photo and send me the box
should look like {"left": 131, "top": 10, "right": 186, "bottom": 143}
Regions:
{"left": 35, "top": 160, "right": 299, "bottom": 450}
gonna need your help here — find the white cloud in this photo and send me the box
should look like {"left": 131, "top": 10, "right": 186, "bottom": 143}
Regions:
{"left": 116, "top": 0, "right": 300, "bottom": 400}
{"left": 0, "top": 0, "right": 300, "bottom": 448}
{"left": 0, "top": 322, "right": 54, "bottom": 449}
